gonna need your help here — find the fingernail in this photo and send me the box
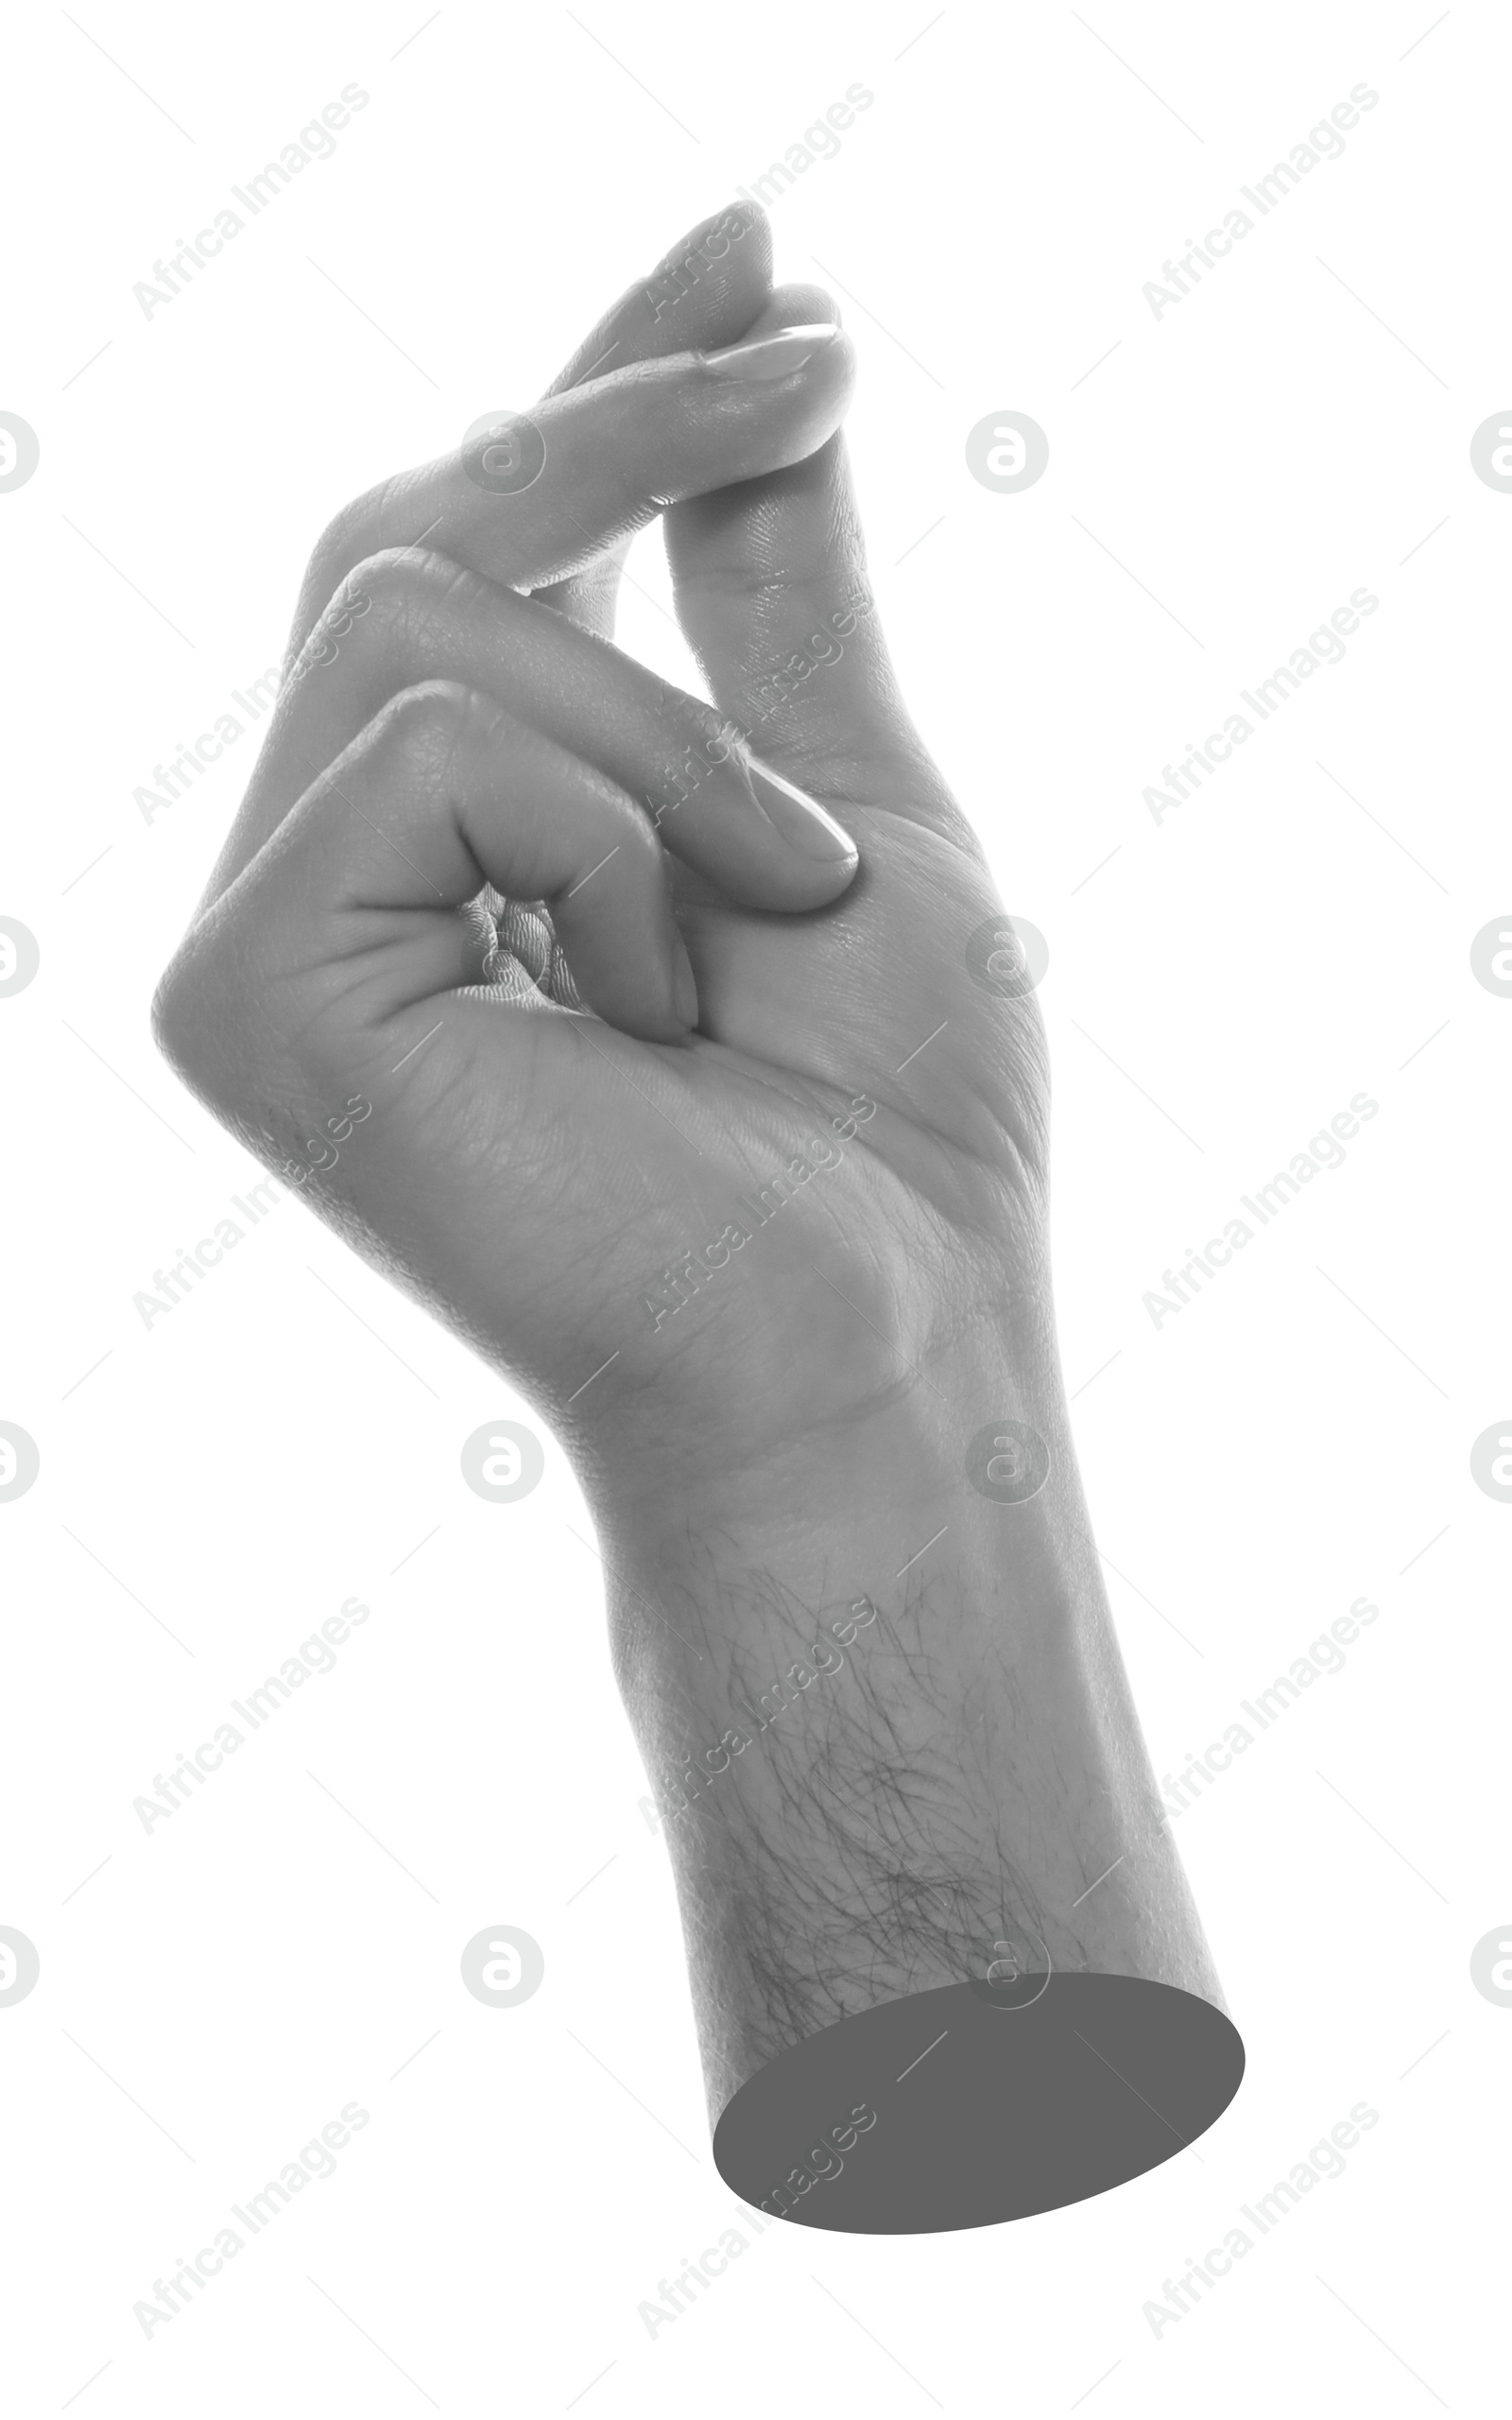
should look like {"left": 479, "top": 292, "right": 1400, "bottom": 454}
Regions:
{"left": 747, "top": 761, "right": 858, "bottom": 863}
{"left": 702, "top": 323, "right": 839, "bottom": 383}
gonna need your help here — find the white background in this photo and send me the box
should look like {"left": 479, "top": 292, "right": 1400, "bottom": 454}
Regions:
{"left": 3, "top": 1, "right": 1505, "bottom": 2411}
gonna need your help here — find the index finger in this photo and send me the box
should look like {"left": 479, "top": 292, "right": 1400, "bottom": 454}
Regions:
{"left": 286, "top": 204, "right": 777, "bottom": 655}
{"left": 543, "top": 202, "right": 771, "bottom": 400}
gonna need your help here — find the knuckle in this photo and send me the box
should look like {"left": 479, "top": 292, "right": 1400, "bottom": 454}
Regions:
{"left": 374, "top": 675, "right": 467, "bottom": 740}
{"left": 150, "top": 934, "right": 229, "bottom": 1099}
{"left": 368, "top": 679, "right": 497, "bottom": 774}
{"left": 335, "top": 544, "right": 482, "bottom": 635}
{"left": 296, "top": 548, "right": 412, "bottom": 671}
{"left": 149, "top": 959, "right": 191, "bottom": 1070}
{"left": 303, "top": 485, "right": 387, "bottom": 614}
{"left": 351, "top": 544, "right": 471, "bottom": 604}
{"left": 330, "top": 546, "right": 416, "bottom": 627}
{"left": 345, "top": 544, "right": 425, "bottom": 598}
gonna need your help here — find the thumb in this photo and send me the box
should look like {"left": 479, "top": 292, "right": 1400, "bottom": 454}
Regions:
{"left": 664, "top": 285, "right": 942, "bottom": 818}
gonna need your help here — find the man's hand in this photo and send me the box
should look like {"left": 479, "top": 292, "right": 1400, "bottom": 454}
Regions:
{"left": 155, "top": 206, "right": 1040, "bottom": 1522}
{"left": 154, "top": 208, "right": 1222, "bottom": 2128}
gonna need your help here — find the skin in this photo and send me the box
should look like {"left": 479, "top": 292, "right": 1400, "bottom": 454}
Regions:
{"left": 154, "top": 204, "right": 1224, "bottom": 2127}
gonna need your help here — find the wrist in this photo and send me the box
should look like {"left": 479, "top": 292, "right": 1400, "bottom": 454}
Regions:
{"left": 590, "top": 1383, "right": 1224, "bottom": 2107}
{"left": 595, "top": 1341, "right": 1090, "bottom": 1659}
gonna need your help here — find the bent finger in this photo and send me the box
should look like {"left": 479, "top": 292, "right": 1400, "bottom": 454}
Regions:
{"left": 286, "top": 318, "right": 856, "bottom": 664}
{"left": 543, "top": 203, "right": 772, "bottom": 400}
{"left": 207, "top": 549, "right": 861, "bottom": 915}
{"left": 178, "top": 682, "right": 699, "bottom": 1058}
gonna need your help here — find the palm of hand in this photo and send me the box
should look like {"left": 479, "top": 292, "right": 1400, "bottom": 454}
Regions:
{"left": 387, "top": 761, "right": 1046, "bottom": 1484}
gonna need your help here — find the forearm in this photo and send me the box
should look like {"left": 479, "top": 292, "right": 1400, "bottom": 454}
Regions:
{"left": 598, "top": 1361, "right": 1225, "bottom": 2121}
